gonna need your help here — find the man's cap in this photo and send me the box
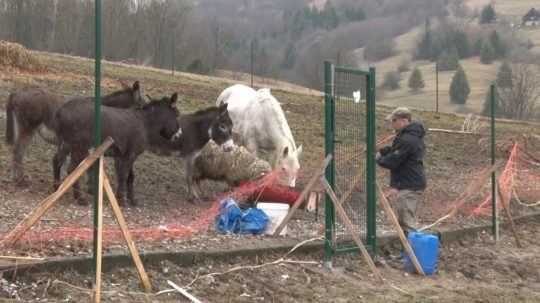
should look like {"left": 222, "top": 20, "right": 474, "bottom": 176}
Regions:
{"left": 386, "top": 107, "right": 412, "bottom": 121}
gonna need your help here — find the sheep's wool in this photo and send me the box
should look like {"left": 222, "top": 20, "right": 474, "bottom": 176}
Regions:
{"left": 193, "top": 140, "right": 272, "bottom": 185}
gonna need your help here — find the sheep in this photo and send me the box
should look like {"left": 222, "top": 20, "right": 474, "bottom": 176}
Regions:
{"left": 192, "top": 140, "right": 272, "bottom": 190}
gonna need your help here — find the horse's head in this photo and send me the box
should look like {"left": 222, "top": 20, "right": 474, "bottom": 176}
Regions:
{"left": 142, "top": 92, "right": 180, "bottom": 141}
{"left": 210, "top": 103, "right": 234, "bottom": 152}
{"left": 277, "top": 144, "right": 303, "bottom": 188}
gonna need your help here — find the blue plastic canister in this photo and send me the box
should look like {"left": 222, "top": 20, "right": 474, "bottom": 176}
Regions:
{"left": 403, "top": 231, "right": 439, "bottom": 275}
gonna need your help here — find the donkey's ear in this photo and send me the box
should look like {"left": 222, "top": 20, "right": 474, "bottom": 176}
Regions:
{"left": 282, "top": 146, "right": 289, "bottom": 157}
{"left": 219, "top": 102, "right": 228, "bottom": 112}
{"left": 133, "top": 81, "right": 140, "bottom": 91}
{"left": 296, "top": 145, "right": 303, "bottom": 157}
{"left": 146, "top": 94, "right": 154, "bottom": 102}
{"left": 170, "top": 93, "right": 178, "bottom": 105}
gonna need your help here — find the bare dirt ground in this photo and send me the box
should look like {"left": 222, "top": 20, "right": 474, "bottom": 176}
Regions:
{"left": 2, "top": 220, "right": 540, "bottom": 302}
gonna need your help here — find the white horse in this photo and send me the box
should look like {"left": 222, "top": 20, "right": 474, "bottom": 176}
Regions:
{"left": 216, "top": 84, "right": 302, "bottom": 187}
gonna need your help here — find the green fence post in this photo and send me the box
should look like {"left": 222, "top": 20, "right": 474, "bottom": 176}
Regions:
{"left": 490, "top": 83, "right": 499, "bottom": 240}
{"left": 93, "top": 0, "right": 103, "bottom": 268}
{"left": 324, "top": 61, "right": 335, "bottom": 263}
{"left": 366, "top": 67, "right": 377, "bottom": 252}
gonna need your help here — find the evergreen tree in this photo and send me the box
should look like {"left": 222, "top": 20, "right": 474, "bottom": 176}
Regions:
{"left": 437, "top": 48, "right": 460, "bottom": 71}
{"left": 344, "top": 7, "right": 366, "bottom": 22}
{"left": 489, "top": 30, "right": 506, "bottom": 58}
{"left": 496, "top": 61, "right": 513, "bottom": 88}
{"left": 382, "top": 71, "right": 400, "bottom": 90}
{"left": 408, "top": 67, "right": 425, "bottom": 92}
{"left": 415, "top": 19, "right": 433, "bottom": 60}
{"left": 473, "top": 38, "right": 483, "bottom": 56}
{"left": 453, "top": 30, "right": 471, "bottom": 58}
{"left": 480, "top": 4, "right": 496, "bottom": 24}
{"left": 281, "top": 43, "right": 296, "bottom": 69}
{"left": 480, "top": 41, "right": 496, "bottom": 64}
{"left": 321, "top": 1, "right": 339, "bottom": 30}
{"left": 481, "top": 87, "right": 501, "bottom": 117}
{"left": 449, "top": 65, "right": 470, "bottom": 104}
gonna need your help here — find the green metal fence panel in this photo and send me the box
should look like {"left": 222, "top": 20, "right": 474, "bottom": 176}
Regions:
{"left": 324, "top": 61, "right": 376, "bottom": 260}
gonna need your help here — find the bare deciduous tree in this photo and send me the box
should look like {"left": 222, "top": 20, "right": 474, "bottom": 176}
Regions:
{"left": 497, "top": 63, "right": 540, "bottom": 120}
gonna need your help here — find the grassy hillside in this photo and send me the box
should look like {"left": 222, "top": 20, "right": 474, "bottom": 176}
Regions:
{"left": 366, "top": 0, "right": 540, "bottom": 115}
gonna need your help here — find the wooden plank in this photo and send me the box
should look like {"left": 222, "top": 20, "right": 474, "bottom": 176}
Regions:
{"left": 103, "top": 174, "right": 152, "bottom": 292}
{"left": 428, "top": 128, "right": 477, "bottom": 135}
{"left": 1, "top": 137, "right": 115, "bottom": 247}
{"left": 0, "top": 256, "right": 44, "bottom": 261}
{"left": 94, "top": 157, "right": 105, "bottom": 303}
{"left": 273, "top": 155, "right": 332, "bottom": 236}
{"left": 376, "top": 182, "right": 425, "bottom": 276}
{"left": 497, "top": 181, "right": 522, "bottom": 248}
{"left": 320, "top": 178, "right": 385, "bottom": 282}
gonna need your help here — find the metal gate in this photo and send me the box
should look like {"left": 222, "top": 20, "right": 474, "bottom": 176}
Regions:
{"left": 324, "top": 61, "right": 377, "bottom": 260}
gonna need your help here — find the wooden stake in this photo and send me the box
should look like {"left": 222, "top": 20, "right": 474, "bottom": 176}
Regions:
{"left": 273, "top": 155, "right": 332, "bottom": 236}
{"left": 103, "top": 174, "right": 152, "bottom": 292}
{"left": 320, "top": 178, "right": 385, "bottom": 282}
{"left": 94, "top": 157, "right": 105, "bottom": 303}
{"left": 1, "top": 138, "right": 114, "bottom": 247}
{"left": 376, "top": 182, "right": 425, "bottom": 276}
{"left": 496, "top": 181, "right": 522, "bottom": 248}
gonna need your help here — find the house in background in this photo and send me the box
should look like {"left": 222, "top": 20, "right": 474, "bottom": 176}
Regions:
{"left": 522, "top": 8, "right": 540, "bottom": 27}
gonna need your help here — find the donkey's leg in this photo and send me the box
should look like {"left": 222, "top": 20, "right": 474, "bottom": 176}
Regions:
{"left": 126, "top": 164, "right": 137, "bottom": 206}
{"left": 114, "top": 158, "right": 127, "bottom": 206}
{"left": 68, "top": 148, "right": 88, "bottom": 205}
{"left": 12, "top": 129, "right": 34, "bottom": 184}
{"left": 52, "top": 143, "right": 70, "bottom": 190}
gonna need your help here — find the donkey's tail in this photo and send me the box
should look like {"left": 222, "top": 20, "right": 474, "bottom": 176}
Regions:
{"left": 5, "top": 93, "right": 16, "bottom": 145}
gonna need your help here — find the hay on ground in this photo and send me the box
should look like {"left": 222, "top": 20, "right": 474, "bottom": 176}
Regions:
{"left": 0, "top": 40, "right": 46, "bottom": 72}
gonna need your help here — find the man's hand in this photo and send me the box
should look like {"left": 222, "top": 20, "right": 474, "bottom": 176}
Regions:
{"left": 384, "top": 188, "right": 399, "bottom": 200}
{"left": 379, "top": 146, "right": 392, "bottom": 156}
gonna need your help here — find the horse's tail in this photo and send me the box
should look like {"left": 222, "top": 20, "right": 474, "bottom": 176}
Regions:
{"left": 37, "top": 125, "right": 59, "bottom": 145}
{"left": 5, "top": 93, "right": 16, "bottom": 145}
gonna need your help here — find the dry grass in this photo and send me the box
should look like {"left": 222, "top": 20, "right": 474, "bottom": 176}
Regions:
{"left": 0, "top": 40, "right": 46, "bottom": 72}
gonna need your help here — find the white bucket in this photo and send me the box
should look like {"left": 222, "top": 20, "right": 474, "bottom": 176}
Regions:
{"left": 257, "top": 202, "right": 290, "bottom": 236}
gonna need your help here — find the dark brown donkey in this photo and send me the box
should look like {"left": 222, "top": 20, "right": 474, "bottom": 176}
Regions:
{"left": 5, "top": 81, "right": 144, "bottom": 183}
{"left": 53, "top": 93, "right": 181, "bottom": 206}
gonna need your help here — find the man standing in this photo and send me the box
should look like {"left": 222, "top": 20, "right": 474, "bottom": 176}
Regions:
{"left": 376, "top": 107, "right": 426, "bottom": 233}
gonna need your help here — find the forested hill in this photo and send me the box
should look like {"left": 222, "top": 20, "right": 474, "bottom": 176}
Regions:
{"left": 0, "top": 0, "right": 447, "bottom": 89}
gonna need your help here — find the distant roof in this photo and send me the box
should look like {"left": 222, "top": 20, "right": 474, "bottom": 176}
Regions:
{"left": 523, "top": 8, "right": 540, "bottom": 22}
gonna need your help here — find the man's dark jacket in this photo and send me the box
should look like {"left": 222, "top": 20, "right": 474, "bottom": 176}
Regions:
{"left": 377, "top": 121, "right": 426, "bottom": 191}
